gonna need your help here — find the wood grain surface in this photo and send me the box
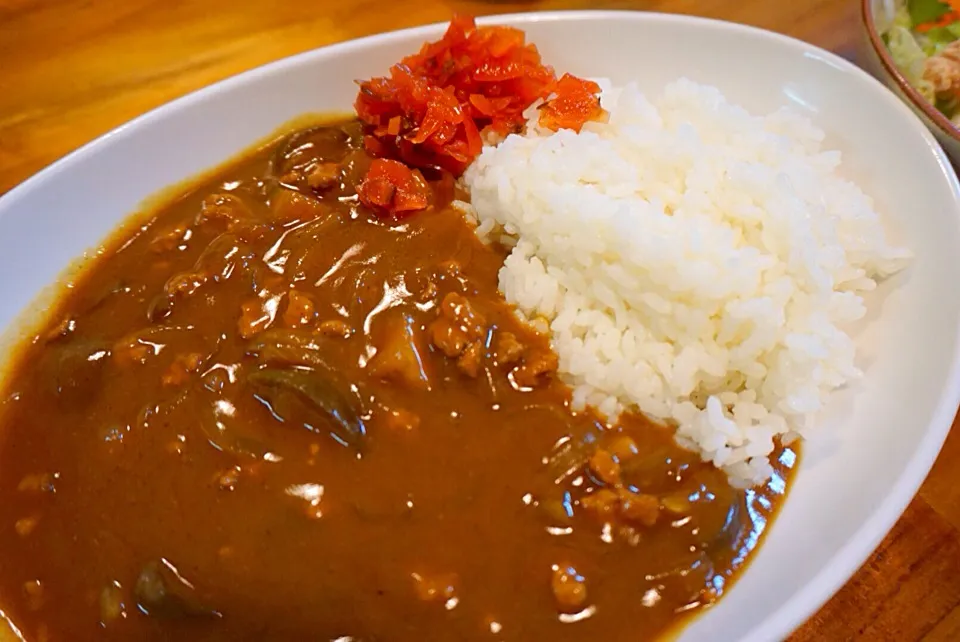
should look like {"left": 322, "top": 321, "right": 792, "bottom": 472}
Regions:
{"left": 0, "top": 0, "right": 958, "bottom": 640}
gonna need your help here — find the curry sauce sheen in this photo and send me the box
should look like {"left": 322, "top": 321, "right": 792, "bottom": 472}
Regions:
{"left": 0, "top": 119, "right": 794, "bottom": 642}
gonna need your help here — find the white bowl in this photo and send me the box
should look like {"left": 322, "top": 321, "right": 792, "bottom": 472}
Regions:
{"left": 2, "top": 10, "right": 960, "bottom": 642}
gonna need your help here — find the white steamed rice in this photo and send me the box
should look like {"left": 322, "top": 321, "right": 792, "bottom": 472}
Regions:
{"left": 462, "top": 78, "right": 910, "bottom": 486}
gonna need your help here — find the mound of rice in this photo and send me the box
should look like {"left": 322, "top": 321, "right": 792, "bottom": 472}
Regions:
{"left": 463, "top": 78, "right": 910, "bottom": 486}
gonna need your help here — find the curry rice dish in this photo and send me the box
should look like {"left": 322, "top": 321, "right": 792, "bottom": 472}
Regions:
{"left": 0, "top": 14, "right": 906, "bottom": 642}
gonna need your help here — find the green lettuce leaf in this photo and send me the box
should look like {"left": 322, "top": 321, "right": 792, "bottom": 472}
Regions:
{"left": 919, "top": 21, "right": 960, "bottom": 54}
{"left": 909, "top": 0, "right": 953, "bottom": 25}
{"left": 924, "top": 28, "right": 955, "bottom": 55}
{"left": 886, "top": 25, "right": 937, "bottom": 101}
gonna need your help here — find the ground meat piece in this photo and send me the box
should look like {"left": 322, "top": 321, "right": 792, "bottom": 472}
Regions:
{"left": 431, "top": 317, "right": 468, "bottom": 357}
{"left": 511, "top": 349, "right": 559, "bottom": 388}
{"left": 196, "top": 193, "right": 252, "bottom": 228}
{"left": 318, "top": 319, "right": 352, "bottom": 338}
{"left": 618, "top": 489, "right": 660, "bottom": 527}
{"left": 283, "top": 290, "right": 316, "bottom": 328}
{"left": 429, "top": 292, "right": 487, "bottom": 358}
{"left": 494, "top": 330, "right": 525, "bottom": 366}
{"left": 280, "top": 169, "right": 302, "bottom": 185}
{"left": 238, "top": 299, "right": 274, "bottom": 339}
{"left": 551, "top": 564, "right": 587, "bottom": 611}
{"left": 588, "top": 449, "right": 621, "bottom": 485}
{"left": 307, "top": 162, "right": 341, "bottom": 190}
{"left": 161, "top": 353, "right": 205, "bottom": 386}
{"left": 456, "top": 340, "right": 483, "bottom": 377}
{"left": 441, "top": 291, "right": 485, "bottom": 335}
{"left": 579, "top": 488, "right": 619, "bottom": 520}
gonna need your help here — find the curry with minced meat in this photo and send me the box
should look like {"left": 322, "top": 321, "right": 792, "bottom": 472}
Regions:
{"left": 0, "top": 118, "right": 794, "bottom": 642}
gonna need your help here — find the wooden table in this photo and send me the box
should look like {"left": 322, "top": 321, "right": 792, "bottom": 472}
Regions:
{"left": 1, "top": 0, "right": 959, "bottom": 639}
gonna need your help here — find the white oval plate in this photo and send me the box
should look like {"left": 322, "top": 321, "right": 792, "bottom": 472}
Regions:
{"left": 1, "top": 11, "right": 959, "bottom": 642}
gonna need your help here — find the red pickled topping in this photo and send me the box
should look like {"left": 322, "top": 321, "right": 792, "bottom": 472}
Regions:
{"left": 356, "top": 159, "right": 430, "bottom": 216}
{"left": 538, "top": 73, "right": 605, "bottom": 133}
{"left": 355, "top": 14, "right": 557, "bottom": 176}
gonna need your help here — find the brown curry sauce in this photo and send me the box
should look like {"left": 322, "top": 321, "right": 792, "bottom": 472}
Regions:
{"left": 0, "top": 119, "right": 794, "bottom": 642}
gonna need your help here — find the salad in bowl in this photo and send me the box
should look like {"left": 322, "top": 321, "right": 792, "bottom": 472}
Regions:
{"left": 879, "top": 0, "right": 960, "bottom": 123}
